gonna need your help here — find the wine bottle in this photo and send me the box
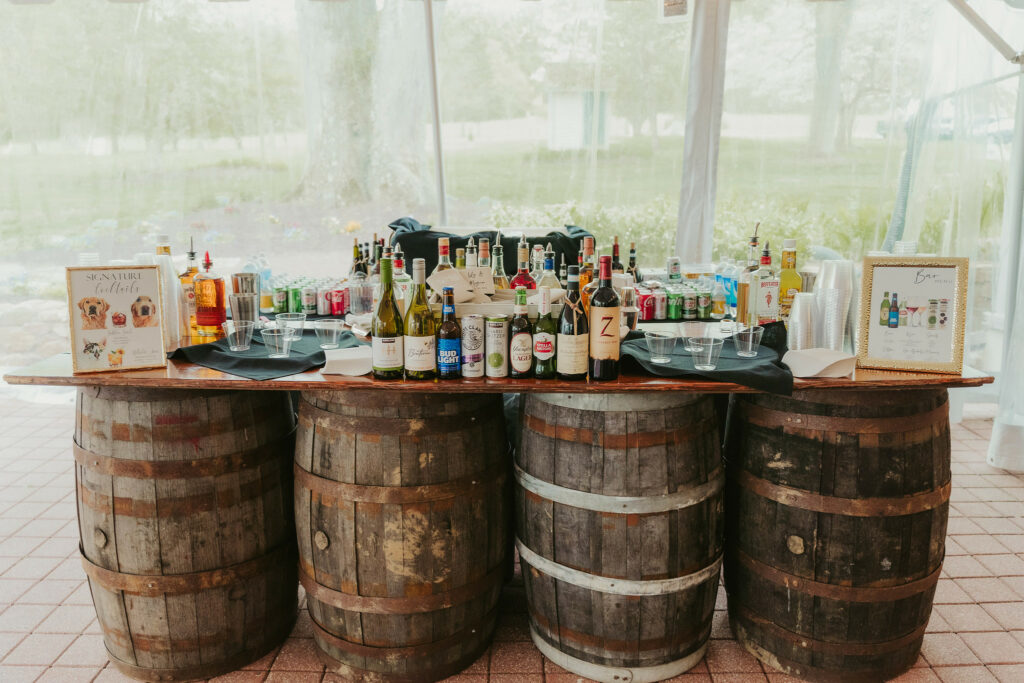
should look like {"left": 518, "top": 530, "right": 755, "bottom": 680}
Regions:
{"left": 627, "top": 241, "right": 641, "bottom": 283}
{"left": 533, "top": 287, "right": 556, "bottom": 379}
{"left": 588, "top": 255, "right": 620, "bottom": 381}
{"left": 437, "top": 287, "right": 462, "bottom": 379}
{"left": 372, "top": 257, "right": 404, "bottom": 380}
{"left": 432, "top": 237, "right": 454, "bottom": 281}
{"left": 557, "top": 266, "right": 589, "bottom": 380}
{"left": 558, "top": 253, "right": 567, "bottom": 288}
{"left": 349, "top": 238, "right": 362, "bottom": 279}
{"left": 403, "top": 258, "right": 436, "bottom": 380}
{"left": 509, "top": 286, "right": 533, "bottom": 378}
{"left": 611, "top": 236, "right": 624, "bottom": 273}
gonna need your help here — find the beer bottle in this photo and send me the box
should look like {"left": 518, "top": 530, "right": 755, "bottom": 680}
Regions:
{"left": 403, "top": 258, "right": 436, "bottom": 380}
{"left": 532, "top": 286, "right": 556, "bottom": 379}
{"left": 437, "top": 287, "right": 462, "bottom": 379}
{"left": 588, "top": 256, "right": 620, "bottom": 381}
{"left": 509, "top": 286, "right": 533, "bottom": 378}
{"left": 557, "top": 266, "right": 589, "bottom": 380}
{"left": 371, "top": 257, "right": 404, "bottom": 380}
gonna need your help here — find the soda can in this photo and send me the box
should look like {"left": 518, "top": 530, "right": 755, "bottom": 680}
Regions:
{"left": 666, "top": 291, "right": 683, "bottom": 320}
{"left": 301, "top": 286, "right": 318, "bottom": 314}
{"left": 666, "top": 256, "right": 682, "bottom": 281}
{"left": 273, "top": 287, "right": 289, "bottom": 314}
{"left": 637, "top": 289, "right": 655, "bottom": 321}
{"left": 485, "top": 315, "right": 509, "bottom": 378}
{"left": 697, "top": 289, "right": 712, "bottom": 319}
{"left": 683, "top": 288, "right": 698, "bottom": 320}
{"left": 317, "top": 286, "right": 332, "bottom": 316}
{"left": 288, "top": 286, "right": 303, "bottom": 313}
{"left": 653, "top": 290, "right": 667, "bottom": 320}
{"left": 328, "top": 288, "right": 348, "bottom": 316}
{"left": 461, "top": 314, "right": 485, "bottom": 378}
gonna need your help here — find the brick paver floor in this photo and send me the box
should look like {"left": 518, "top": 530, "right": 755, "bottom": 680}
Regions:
{"left": 0, "top": 391, "right": 1020, "bottom": 683}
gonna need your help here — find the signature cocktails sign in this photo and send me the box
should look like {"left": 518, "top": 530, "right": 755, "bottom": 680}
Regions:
{"left": 66, "top": 266, "right": 167, "bottom": 373}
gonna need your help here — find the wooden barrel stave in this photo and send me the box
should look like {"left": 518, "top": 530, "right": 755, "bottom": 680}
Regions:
{"left": 295, "top": 390, "right": 507, "bottom": 682}
{"left": 725, "top": 389, "right": 950, "bottom": 682}
{"left": 516, "top": 393, "right": 723, "bottom": 681}
{"left": 75, "top": 387, "right": 298, "bottom": 681}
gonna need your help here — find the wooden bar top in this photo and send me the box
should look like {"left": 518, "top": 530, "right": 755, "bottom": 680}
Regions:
{"left": 3, "top": 354, "right": 995, "bottom": 394}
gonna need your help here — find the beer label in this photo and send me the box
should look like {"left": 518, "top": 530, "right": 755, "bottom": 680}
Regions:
{"left": 556, "top": 333, "right": 588, "bottom": 374}
{"left": 509, "top": 332, "right": 533, "bottom": 372}
{"left": 404, "top": 335, "right": 436, "bottom": 372}
{"left": 589, "top": 306, "right": 620, "bottom": 361}
{"left": 372, "top": 336, "right": 403, "bottom": 371}
{"left": 533, "top": 332, "right": 555, "bottom": 360}
{"left": 437, "top": 338, "right": 461, "bottom": 371}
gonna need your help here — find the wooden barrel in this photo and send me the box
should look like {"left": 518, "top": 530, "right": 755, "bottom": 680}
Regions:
{"left": 516, "top": 393, "right": 723, "bottom": 683}
{"left": 294, "top": 390, "right": 508, "bottom": 683}
{"left": 725, "top": 389, "right": 951, "bottom": 682}
{"left": 74, "top": 386, "right": 298, "bottom": 682}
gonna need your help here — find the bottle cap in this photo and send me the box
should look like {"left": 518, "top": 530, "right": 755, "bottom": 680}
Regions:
{"left": 783, "top": 239, "right": 796, "bottom": 249}
{"left": 442, "top": 286, "right": 453, "bottom": 294}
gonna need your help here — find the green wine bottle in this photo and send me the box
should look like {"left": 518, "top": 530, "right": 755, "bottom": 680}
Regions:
{"left": 403, "top": 258, "right": 436, "bottom": 380}
{"left": 372, "top": 257, "right": 404, "bottom": 380}
{"left": 532, "top": 286, "right": 556, "bottom": 378}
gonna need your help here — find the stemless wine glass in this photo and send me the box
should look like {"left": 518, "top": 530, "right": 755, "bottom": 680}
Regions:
{"left": 620, "top": 286, "right": 639, "bottom": 339}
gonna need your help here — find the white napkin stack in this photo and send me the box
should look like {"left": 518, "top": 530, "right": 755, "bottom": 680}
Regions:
{"left": 322, "top": 347, "right": 372, "bottom": 376}
{"left": 782, "top": 349, "right": 856, "bottom": 378}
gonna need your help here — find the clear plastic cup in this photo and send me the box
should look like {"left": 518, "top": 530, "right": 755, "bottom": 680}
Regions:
{"left": 261, "top": 329, "right": 293, "bottom": 359}
{"left": 689, "top": 337, "right": 724, "bottom": 371}
{"left": 221, "top": 321, "right": 254, "bottom": 352}
{"left": 735, "top": 325, "right": 764, "bottom": 358}
{"left": 680, "top": 321, "right": 707, "bottom": 352}
{"left": 314, "top": 320, "right": 345, "bottom": 349}
{"left": 644, "top": 331, "right": 677, "bottom": 364}
{"left": 276, "top": 313, "right": 306, "bottom": 341}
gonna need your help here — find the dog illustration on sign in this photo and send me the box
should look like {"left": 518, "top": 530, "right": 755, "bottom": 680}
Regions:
{"left": 131, "top": 296, "right": 159, "bottom": 328}
{"left": 78, "top": 297, "right": 110, "bottom": 329}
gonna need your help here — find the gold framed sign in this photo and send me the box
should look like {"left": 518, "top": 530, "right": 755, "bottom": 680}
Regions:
{"left": 66, "top": 266, "right": 167, "bottom": 374}
{"left": 856, "top": 256, "right": 968, "bottom": 374}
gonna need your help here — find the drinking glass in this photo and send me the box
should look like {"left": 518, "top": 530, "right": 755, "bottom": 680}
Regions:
{"left": 229, "top": 293, "right": 259, "bottom": 324}
{"left": 276, "top": 313, "right": 306, "bottom": 340}
{"left": 221, "top": 321, "right": 254, "bottom": 352}
{"left": 735, "top": 325, "right": 764, "bottom": 358}
{"left": 689, "top": 337, "right": 724, "bottom": 371}
{"left": 644, "top": 331, "right": 677, "bottom": 364}
{"left": 680, "top": 321, "right": 707, "bottom": 352}
{"left": 261, "top": 329, "right": 292, "bottom": 359}
{"left": 314, "top": 320, "right": 345, "bottom": 349}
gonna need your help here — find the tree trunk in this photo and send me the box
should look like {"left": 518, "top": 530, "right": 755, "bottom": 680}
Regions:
{"left": 808, "top": 1, "right": 852, "bottom": 157}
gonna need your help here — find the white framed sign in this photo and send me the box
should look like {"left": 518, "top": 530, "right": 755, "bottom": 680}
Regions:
{"left": 66, "top": 266, "right": 167, "bottom": 373}
{"left": 856, "top": 256, "right": 969, "bottom": 374}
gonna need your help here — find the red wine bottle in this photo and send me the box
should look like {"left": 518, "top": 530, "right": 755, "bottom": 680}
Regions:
{"left": 588, "top": 255, "right": 620, "bottom": 381}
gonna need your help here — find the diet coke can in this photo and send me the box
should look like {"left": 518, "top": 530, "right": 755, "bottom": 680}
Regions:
{"left": 328, "top": 288, "right": 348, "bottom": 316}
{"left": 317, "top": 286, "right": 332, "bottom": 316}
{"left": 461, "top": 314, "right": 485, "bottom": 378}
{"left": 653, "top": 290, "right": 667, "bottom": 320}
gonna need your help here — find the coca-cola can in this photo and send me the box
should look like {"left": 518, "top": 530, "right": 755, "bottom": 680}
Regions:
{"left": 328, "top": 288, "right": 348, "bottom": 316}
{"left": 461, "top": 314, "right": 485, "bottom": 378}
{"left": 317, "top": 286, "right": 332, "bottom": 316}
{"left": 637, "top": 289, "right": 655, "bottom": 321}
{"left": 653, "top": 290, "right": 667, "bottom": 320}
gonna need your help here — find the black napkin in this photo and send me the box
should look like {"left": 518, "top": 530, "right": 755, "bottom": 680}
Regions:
{"left": 620, "top": 321, "right": 793, "bottom": 395}
{"left": 171, "top": 329, "right": 366, "bottom": 381}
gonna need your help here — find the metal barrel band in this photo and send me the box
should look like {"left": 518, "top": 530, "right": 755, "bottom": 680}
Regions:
{"left": 731, "top": 603, "right": 928, "bottom": 657}
{"left": 739, "top": 399, "right": 948, "bottom": 435}
{"left": 72, "top": 429, "right": 295, "bottom": 479}
{"left": 298, "top": 398, "right": 503, "bottom": 437}
{"left": 517, "top": 540, "right": 722, "bottom": 596}
{"left": 521, "top": 412, "right": 714, "bottom": 450}
{"left": 533, "top": 392, "right": 704, "bottom": 411}
{"left": 81, "top": 542, "right": 294, "bottom": 597}
{"left": 529, "top": 626, "right": 707, "bottom": 683}
{"left": 295, "top": 460, "right": 507, "bottom": 505}
{"left": 731, "top": 469, "right": 951, "bottom": 517}
{"left": 80, "top": 404, "right": 288, "bottom": 443}
{"left": 515, "top": 463, "right": 723, "bottom": 515}
{"left": 730, "top": 548, "right": 943, "bottom": 601}
{"left": 77, "top": 476, "right": 279, "bottom": 519}
{"left": 527, "top": 603, "right": 711, "bottom": 654}
{"left": 310, "top": 603, "right": 498, "bottom": 659}
{"left": 299, "top": 561, "right": 504, "bottom": 614}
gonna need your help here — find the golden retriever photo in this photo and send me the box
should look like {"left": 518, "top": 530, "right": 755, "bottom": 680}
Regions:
{"left": 78, "top": 297, "right": 109, "bottom": 329}
{"left": 107, "top": 348, "right": 124, "bottom": 367}
{"left": 131, "top": 296, "right": 159, "bottom": 327}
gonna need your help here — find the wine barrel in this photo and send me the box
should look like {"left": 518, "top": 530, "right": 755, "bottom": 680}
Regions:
{"left": 725, "top": 389, "right": 951, "bottom": 682}
{"left": 74, "top": 387, "right": 298, "bottom": 682}
{"left": 294, "top": 390, "right": 508, "bottom": 683}
{"left": 516, "top": 393, "right": 723, "bottom": 683}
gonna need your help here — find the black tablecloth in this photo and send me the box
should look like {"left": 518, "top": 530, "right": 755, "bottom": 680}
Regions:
{"left": 171, "top": 329, "right": 366, "bottom": 381}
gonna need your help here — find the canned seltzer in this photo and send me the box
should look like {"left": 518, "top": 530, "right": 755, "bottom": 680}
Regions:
{"left": 288, "top": 286, "right": 303, "bottom": 313}
{"left": 461, "top": 314, "right": 485, "bottom": 378}
{"left": 301, "top": 286, "right": 317, "bottom": 315}
{"left": 273, "top": 287, "right": 289, "bottom": 314}
{"left": 485, "top": 315, "right": 509, "bottom": 378}
{"left": 317, "top": 286, "right": 332, "bottom": 316}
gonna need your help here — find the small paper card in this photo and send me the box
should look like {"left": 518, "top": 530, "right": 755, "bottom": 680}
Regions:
{"left": 427, "top": 268, "right": 476, "bottom": 303}
{"left": 464, "top": 267, "right": 495, "bottom": 295}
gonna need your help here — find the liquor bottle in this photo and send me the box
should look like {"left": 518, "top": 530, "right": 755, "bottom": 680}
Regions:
{"left": 392, "top": 245, "right": 413, "bottom": 317}
{"left": 193, "top": 251, "right": 226, "bottom": 338}
{"left": 889, "top": 292, "right": 899, "bottom": 329}
{"left": 627, "top": 241, "right": 641, "bottom": 283}
{"left": 750, "top": 241, "right": 780, "bottom": 325}
{"left": 779, "top": 239, "right": 801, "bottom": 319}
{"left": 557, "top": 266, "right": 589, "bottom": 380}
{"left": 578, "top": 236, "right": 596, "bottom": 294}
{"left": 611, "top": 236, "right": 624, "bottom": 273}
{"left": 403, "top": 258, "right": 436, "bottom": 380}
{"left": 349, "top": 238, "right": 363, "bottom": 279}
{"left": 537, "top": 253, "right": 560, "bottom": 290}
{"left": 509, "top": 286, "right": 533, "bottom": 378}
{"left": 589, "top": 256, "right": 620, "bottom": 381}
{"left": 362, "top": 242, "right": 371, "bottom": 274}
{"left": 437, "top": 286, "right": 462, "bottom": 379}
{"left": 530, "top": 244, "right": 545, "bottom": 281}
{"left": 466, "top": 237, "right": 478, "bottom": 268}
{"left": 736, "top": 224, "right": 760, "bottom": 327}
{"left": 455, "top": 248, "right": 466, "bottom": 270}
{"left": 899, "top": 300, "right": 908, "bottom": 327}
{"left": 432, "top": 237, "right": 454, "bottom": 281}
{"left": 154, "top": 234, "right": 184, "bottom": 348}
{"left": 478, "top": 237, "right": 491, "bottom": 268}
{"left": 178, "top": 237, "right": 199, "bottom": 336}
{"left": 510, "top": 241, "right": 537, "bottom": 290}
{"left": 879, "top": 291, "right": 890, "bottom": 326}
{"left": 370, "top": 242, "right": 383, "bottom": 280}
{"left": 393, "top": 242, "right": 405, "bottom": 272}
{"left": 533, "top": 286, "right": 557, "bottom": 379}
{"left": 492, "top": 243, "right": 510, "bottom": 290}
{"left": 558, "top": 254, "right": 568, "bottom": 288}
{"left": 372, "top": 257, "right": 404, "bottom": 380}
